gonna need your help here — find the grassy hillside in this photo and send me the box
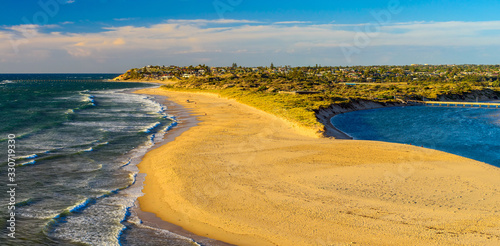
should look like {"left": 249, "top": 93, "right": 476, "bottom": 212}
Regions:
{"left": 116, "top": 64, "right": 500, "bottom": 131}
{"left": 161, "top": 73, "right": 500, "bottom": 131}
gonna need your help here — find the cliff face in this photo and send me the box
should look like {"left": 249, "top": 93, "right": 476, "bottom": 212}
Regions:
{"left": 315, "top": 89, "right": 500, "bottom": 139}
{"left": 315, "top": 100, "right": 415, "bottom": 139}
{"left": 112, "top": 70, "right": 132, "bottom": 81}
{"left": 315, "top": 100, "right": 408, "bottom": 139}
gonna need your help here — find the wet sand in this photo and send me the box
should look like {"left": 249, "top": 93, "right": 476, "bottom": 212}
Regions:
{"left": 135, "top": 87, "right": 500, "bottom": 246}
{"left": 131, "top": 90, "right": 233, "bottom": 246}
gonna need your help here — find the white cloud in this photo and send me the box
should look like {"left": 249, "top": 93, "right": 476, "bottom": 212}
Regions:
{"left": 113, "top": 18, "right": 137, "bottom": 22}
{"left": 66, "top": 47, "right": 91, "bottom": 57}
{"left": 1, "top": 20, "right": 500, "bottom": 72}
{"left": 166, "top": 19, "right": 262, "bottom": 25}
{"left": 274, "top": 21, "right": 312, "bottom": 24}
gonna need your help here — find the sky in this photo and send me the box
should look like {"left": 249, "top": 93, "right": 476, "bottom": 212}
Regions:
{"left": 1, "top": 0, "right": 500, "bottom": 73}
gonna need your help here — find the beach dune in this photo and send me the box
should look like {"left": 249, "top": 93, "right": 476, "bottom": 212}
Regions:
{"left": 136, "top": 88, "right": 500, "bottom": 246}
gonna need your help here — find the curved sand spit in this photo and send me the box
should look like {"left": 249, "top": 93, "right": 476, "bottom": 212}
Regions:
{"left": 135, "top": 88, "right": 500, "bottom": 246}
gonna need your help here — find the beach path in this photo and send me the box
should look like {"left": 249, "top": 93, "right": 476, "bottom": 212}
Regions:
{"left": 136, "top": 88, "right": 500, "bottom": 246}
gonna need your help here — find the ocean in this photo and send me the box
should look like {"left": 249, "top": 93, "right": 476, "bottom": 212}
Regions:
{"left": 5, "top": 75, "right": 498, "bottom": 246}
{"left": 0, "top": 75, "right": 196, "bottom": 245}
{"left": 331, "top": 105, "right": 500, "bottom": 167}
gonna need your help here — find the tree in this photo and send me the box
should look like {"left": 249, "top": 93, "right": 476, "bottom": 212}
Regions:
{"left": 270, "top": 62, "right": 275, "bottom": 69}
{"left": 129, "top": 69, "right": 141, "bottom": 79}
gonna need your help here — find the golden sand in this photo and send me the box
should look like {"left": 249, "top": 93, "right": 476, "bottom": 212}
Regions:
{"left": 136, "top": 88, "right": 500, "bottom": 246}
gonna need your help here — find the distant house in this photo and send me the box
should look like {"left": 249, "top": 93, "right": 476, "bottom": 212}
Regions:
{"left": 161, "top": 75, "right": 174, "bottom": 80}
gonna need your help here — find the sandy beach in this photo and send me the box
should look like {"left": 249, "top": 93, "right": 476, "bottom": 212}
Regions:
{"left": 135, "top": 87, "right": 500, "bottom": 246}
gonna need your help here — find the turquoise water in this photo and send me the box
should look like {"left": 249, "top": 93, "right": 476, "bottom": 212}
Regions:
{"left": 331, "top": 106, "right": 500, "bottom": 167}
{"left": 0, "top": 75, "right": 194, "bottom": 245}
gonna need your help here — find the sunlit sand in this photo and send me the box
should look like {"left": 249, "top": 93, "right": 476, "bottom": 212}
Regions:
{"left": 136, "top": 88, "right": 500, "bottom": 246}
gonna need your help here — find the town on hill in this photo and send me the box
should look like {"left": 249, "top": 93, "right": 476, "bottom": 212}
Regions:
{"left": 116, "top": 64, "right": 500, "bottom": 85}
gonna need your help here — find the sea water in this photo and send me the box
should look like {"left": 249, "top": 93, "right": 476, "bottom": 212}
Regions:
{"left": 0, "top": 75, "right": 196, "bottom": 245}
{"left": 331, "top": 105, "right": 500, "bottom": 167}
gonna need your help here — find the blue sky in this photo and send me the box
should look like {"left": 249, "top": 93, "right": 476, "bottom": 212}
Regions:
{"left": 1, "top": 0, "right": 500, "bottom": 72}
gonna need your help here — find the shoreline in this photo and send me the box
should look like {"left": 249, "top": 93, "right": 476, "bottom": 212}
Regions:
{"left": 315, "top": 99, "right": 412, "bottom": 139}
{"left": 130, "top": 89, "right": 234, "bottom": 246}
{"left": 133, "top": 87, "right": 500, "bottom": 245}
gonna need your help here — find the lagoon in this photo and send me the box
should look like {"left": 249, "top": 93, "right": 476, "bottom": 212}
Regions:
{"left": 331, "top": 105, "right": 500, "bottom": 167}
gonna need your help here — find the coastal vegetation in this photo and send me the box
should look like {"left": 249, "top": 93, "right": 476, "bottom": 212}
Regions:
{"left": 116, "top": 64, "right": 500, "bottom": 130}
